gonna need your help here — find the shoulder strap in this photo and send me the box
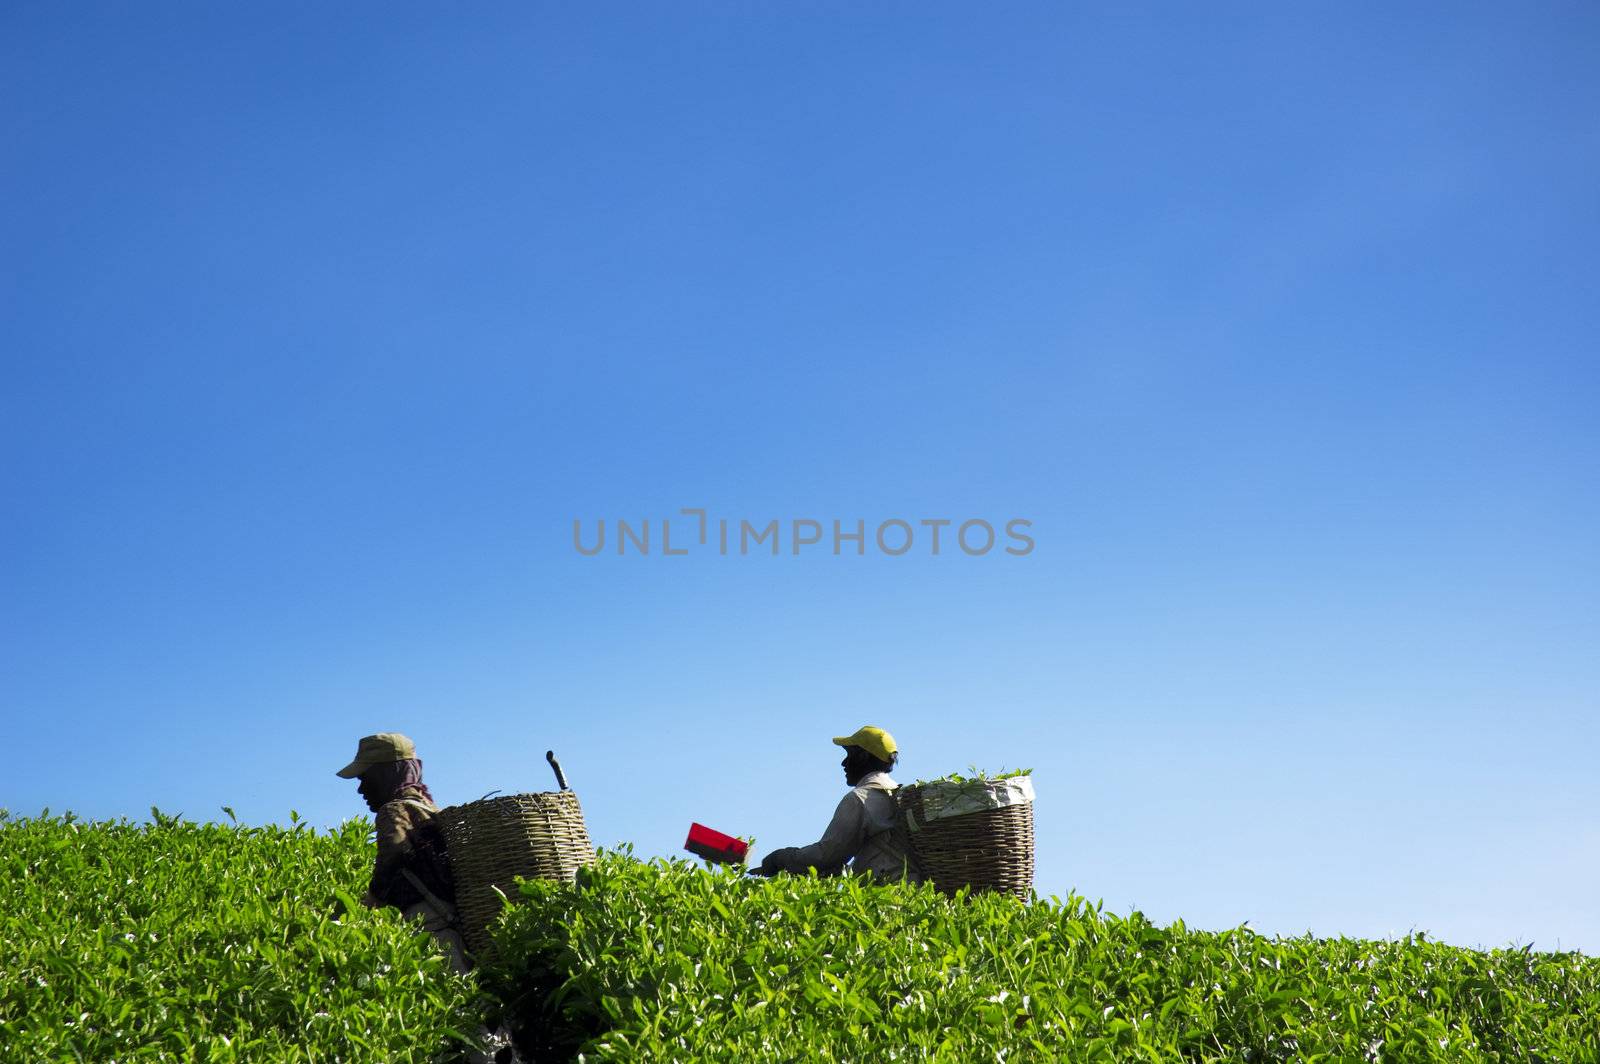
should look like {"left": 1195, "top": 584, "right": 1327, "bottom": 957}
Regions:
{"left": 400, "top": 868, "right": 459, "bottom": 926}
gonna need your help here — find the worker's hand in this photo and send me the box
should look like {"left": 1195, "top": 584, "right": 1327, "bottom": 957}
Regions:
{"left": 753, "top": 848, "right": 796, "bottom": 876}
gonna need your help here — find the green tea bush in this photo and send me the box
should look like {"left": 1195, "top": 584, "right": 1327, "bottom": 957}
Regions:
{"left": 11, "top": 818, "right": 1599, "bottom": 1063}
{"left": 482, "top": 852, "right": 1600, "bottom": 1063}
{"left": 1, "top": 809, "right": 480, "bottom": 1062}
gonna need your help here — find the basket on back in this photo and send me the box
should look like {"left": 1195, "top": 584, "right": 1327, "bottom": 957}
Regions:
{"left": 434, "top": 791, "right": 595, "bottom": 958}
{"left": 897, "top": 776, "right": 1034, "bottom": 900}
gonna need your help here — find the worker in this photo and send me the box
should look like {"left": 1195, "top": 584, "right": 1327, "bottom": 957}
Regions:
{"left": 753, "top": 726, "right": 922, "bottom": 883}
{"left": 335, "top": 732, "right": 469, "bottom": 974}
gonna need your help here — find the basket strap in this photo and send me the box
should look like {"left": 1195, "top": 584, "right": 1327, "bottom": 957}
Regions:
{"left": 887, "top": 803, "right": 925, "bottom": 875}
{"left": 401, "top": 869, "right": 460, "bottom": 928}
{"left": 897, "top": 791, "right": 924, "bottom": 834}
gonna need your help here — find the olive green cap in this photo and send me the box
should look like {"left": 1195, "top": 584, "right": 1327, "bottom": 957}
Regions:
{"left": 335, "top": 733, "right": 416, "bottom": 778}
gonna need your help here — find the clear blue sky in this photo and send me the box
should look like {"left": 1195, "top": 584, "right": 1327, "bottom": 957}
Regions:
{"left": 4, "top": 5, "right": 1597, "bottom": 952}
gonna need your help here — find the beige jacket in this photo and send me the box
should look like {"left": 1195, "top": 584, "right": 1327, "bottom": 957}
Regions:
{"left": 766, "top": 772, "right": 921, "bottom": 882}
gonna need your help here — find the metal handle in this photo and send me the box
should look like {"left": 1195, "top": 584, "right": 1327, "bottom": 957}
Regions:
{"left": 546, "top": 750, "right": 570, "bottom": 791}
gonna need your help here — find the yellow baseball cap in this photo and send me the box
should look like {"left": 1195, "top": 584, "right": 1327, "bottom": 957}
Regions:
{"left": 335, "top": 732, "right": 416, "bottom": 778}
{"left": 831, "top": 725, "right": 897, "bottom": 762}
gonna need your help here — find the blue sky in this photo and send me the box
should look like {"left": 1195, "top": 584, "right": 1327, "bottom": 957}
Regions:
{"left": 4, "top": 5, "right": 1597, "bottom": 951}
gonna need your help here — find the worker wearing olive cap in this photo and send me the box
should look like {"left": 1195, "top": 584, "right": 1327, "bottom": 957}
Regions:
{"left": 336, "top": 733, "right": 468, "bottom": 973}
{"left": 753, "top": 726, "right": 922, "bottom": 883}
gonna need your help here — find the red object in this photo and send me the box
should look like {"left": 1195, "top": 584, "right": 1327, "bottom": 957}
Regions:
{"left": 685, "top": 822, "right": 750, "bottom": 865}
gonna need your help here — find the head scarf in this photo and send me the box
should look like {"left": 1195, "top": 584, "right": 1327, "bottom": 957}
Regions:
{"left": 359, "top": 757, "right": 434, "bottom": 809}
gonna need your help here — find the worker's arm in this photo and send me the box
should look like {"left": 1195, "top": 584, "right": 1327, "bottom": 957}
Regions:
{"left": 364, "top": 801, "right": 418, "bottom": 907}
{"left": 757, "top": 791, "right": 866, "bottom": 876}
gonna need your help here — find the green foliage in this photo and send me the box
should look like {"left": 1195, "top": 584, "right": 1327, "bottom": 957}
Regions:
{"left": 2, "top": 810, "right": 479, "bottom": 1062}
{"left": 912, "top": 767, "right": 1033, "bottom": 785}
{"left": 482, "top": 851, "right": 1600, "bottom": 1063}
{"left": 11, "top": 817, "right": 1600, "bottom": 1063}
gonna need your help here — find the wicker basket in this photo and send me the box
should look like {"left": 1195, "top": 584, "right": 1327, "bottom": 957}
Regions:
{"left": 433, "top": 791, "right": 595, "bottom": 958}
{"left": 898, "top": 776, "right": 1035, "bottom": 900}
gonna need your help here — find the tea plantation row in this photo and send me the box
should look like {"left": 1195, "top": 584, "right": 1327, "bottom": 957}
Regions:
{"left": 2, "top": 810, "right": 479, "bottom": 1062}
{"left": 481, "top": 854, "right": 1600, "bottom": 1062}
{"left": 8, "top": 812, "right": 1600, "bottom": 1062}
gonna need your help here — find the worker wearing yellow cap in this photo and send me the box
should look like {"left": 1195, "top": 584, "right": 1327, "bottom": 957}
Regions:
{"left": 753, "top": 726, "right": 922, "bottom": 883}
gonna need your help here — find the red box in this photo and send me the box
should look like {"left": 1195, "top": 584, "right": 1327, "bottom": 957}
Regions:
{"left": 685, "top": 822, "right": 749, "bottom": 865}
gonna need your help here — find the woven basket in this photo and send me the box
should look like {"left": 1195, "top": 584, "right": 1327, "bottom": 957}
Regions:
{"left": 898, "top": 777, "right": 1034, "bottom": 900}
{"left": 434, "top": 791, "right": 595, "bottom": 958}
